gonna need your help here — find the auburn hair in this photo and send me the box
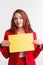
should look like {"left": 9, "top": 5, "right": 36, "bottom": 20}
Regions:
{"left": 9, "top": 9, "right": 33, "bottom": 32}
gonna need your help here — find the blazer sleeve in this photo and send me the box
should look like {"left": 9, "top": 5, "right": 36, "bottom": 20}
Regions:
{"left": 33, "top": 32, "right": 42, "bottom": 59}
{"left": 0, "top": 31, "right": 10, "bottom": 58}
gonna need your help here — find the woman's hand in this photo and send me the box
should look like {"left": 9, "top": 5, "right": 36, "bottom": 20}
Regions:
{"left": 33, "top": 40, "right": 41, "bottom": 45}
{"left": 33, "top": 40, "right": 43, "bottom": 49}
{"left": 1, "top": 40, "right": 10, "bottom": 47}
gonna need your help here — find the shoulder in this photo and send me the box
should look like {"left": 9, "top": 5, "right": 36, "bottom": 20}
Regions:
{"left": 26, "top": 30, "right": 36, "bottom": 34}
{"left": 4, "top": 29, "right": 13, "bottom": 40}
{"left": 5, "top": 29, "right": 10, "bottom": 33}
{"left": 32, "top": 31, "right": 36, "bottom": 35}
{"left": 32, "top": 31, "right": 37, "bottom": 36}
{"left": 4, "top": 29, "right": 12, "bottom": 35}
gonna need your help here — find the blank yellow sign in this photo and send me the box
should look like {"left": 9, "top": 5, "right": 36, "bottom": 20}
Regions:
{"left": 8, "top": 33, "right": 34, "bottom": 53}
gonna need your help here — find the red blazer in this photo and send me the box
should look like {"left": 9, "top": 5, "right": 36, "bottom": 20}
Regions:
{"left": 0, "top": 30, "right": 42, "bottom": 65}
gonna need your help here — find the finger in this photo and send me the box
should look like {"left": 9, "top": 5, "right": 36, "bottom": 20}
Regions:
{"left": 33, "top": 40, "right": 41, "bottom": 45}
{"left": 2, "top": 40, "right": 10, "bottom": 46}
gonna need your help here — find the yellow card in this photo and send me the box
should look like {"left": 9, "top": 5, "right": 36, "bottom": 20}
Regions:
{"left": 8, "top": 33, "right": 34, "bottom": 53}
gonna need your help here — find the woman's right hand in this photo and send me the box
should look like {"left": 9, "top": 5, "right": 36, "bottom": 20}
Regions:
{"left": 1, "top": 40, "right": 10, "bottom": 47}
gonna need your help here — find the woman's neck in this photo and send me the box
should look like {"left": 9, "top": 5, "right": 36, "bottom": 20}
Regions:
{"left": 17, "top": 28, "right": 25, "bottom": 34}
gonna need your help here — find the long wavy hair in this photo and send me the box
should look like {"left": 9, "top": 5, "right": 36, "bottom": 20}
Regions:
{"left": 9, "top": 9, "right": 33, "bottom": 33}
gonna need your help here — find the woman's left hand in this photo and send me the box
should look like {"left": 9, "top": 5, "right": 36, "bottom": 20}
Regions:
{"left": 33, "top": 40, "right": 42, "bottom": 45}
{"left": 33, "top": 40, "right": 43, "bottom": 49}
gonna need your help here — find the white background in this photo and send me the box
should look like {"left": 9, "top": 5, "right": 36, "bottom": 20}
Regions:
{"left": 0, "top": 0, "right": 43, "bottom": 65}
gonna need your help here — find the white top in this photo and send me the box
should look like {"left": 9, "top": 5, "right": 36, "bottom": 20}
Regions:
{"left": 19, "top": 52, "right": 25, "bottom": 57}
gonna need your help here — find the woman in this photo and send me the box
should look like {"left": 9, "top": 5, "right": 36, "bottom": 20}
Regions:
{"left": 0, "top": 9, "right": 43, "bottom": 65}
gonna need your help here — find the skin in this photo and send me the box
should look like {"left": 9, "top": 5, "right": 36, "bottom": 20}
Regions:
{"left": 14, "top": 13, "right": 25, "bottom": 34}
{"left": 14, "top": 13, "right": 23, "bottom": 28}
